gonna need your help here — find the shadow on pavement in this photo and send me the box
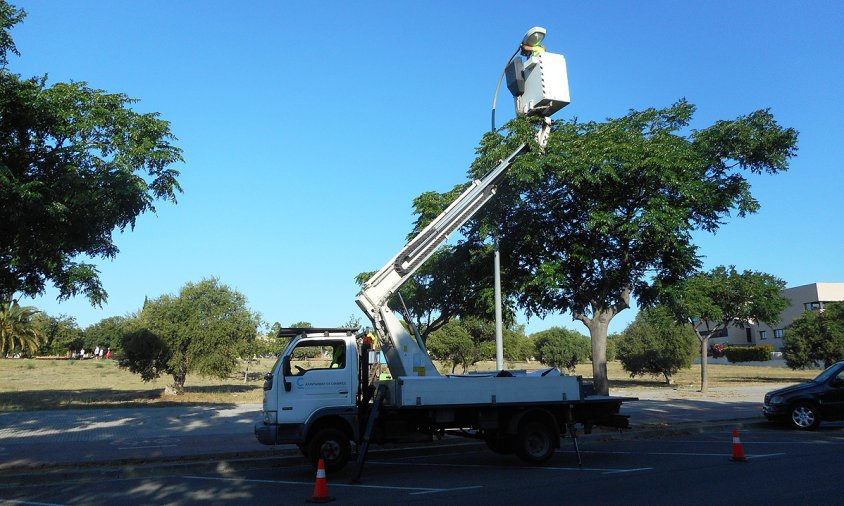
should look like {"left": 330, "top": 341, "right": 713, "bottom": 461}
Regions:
{"left": 622, "top": 398, "right": 762, "bottom": 426}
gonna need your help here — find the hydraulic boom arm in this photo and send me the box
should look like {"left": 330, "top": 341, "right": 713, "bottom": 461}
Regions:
{"left": 356, "top": 121, "right": 551, "bottom": 377}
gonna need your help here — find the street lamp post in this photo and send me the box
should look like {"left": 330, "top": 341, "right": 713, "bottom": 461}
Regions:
{"left": 491, "top": 27, "right": 570, "bottom": 370}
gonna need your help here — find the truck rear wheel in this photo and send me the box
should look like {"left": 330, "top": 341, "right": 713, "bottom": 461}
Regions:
{"left": 515, "top": 421, "right": 556, "bottom": 464}
{"left": 308, "top": 428, "right": 351, "bottom": 473}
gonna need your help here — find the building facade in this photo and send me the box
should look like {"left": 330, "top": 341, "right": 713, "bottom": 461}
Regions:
{"left": 701, "top": 282, "right": 844, "bottom": 350}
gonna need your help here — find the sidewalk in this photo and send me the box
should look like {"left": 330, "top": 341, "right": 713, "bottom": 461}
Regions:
{"left": 0, "top": 386, "right": 769, "bottom": 473}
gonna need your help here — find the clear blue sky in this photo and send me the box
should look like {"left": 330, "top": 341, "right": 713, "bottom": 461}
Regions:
{"left": 10, "top": 0, "right": 844, "bottom": 336}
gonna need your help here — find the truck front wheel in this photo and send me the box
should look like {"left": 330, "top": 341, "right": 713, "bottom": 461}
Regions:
{"left": 515, "top": 421, "right": 556, "bottom": 464}
{"left": 308, "top": 428, "right": 351, "bottom": 473}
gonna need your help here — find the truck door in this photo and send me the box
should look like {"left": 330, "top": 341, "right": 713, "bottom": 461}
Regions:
{"left": 282, "top": 339, "right": 355, "bottom": 420}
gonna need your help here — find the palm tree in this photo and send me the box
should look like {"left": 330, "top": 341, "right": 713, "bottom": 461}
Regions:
{"left": 0, "top": 299, "right": 44, "bottom": 357}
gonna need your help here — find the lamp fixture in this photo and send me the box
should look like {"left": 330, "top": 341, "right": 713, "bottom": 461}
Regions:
{"left": 521, "top": 26, "right": 546, "bottom": 48}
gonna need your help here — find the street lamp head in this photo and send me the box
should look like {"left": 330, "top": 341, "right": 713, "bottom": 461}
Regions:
{"left": 521, "top": 26, "right": 546, "bottom": 48}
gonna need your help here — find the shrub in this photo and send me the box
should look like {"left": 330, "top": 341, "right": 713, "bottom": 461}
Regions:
{"left": 532, "top": 327, "right": 591, "bottom": 373}
{"left": 782, "top": 302, "right": 844, "bottom": 369}
{"left": 710, "top": 343, "right": 727, "bottom": 358}
{"left": 617, "top": 306, "right": 697, "bottom": 384}
{"left": 724, "top": 345, "right": 774, "bottom": 363}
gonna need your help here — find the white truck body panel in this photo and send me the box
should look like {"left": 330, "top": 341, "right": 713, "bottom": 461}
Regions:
{"left": 385, "top": 374, "right": 582, "bottom": 408}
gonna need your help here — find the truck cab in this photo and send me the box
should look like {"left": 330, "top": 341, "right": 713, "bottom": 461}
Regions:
{"left": 255, "top": 328, "right": 363, "bottom": 468}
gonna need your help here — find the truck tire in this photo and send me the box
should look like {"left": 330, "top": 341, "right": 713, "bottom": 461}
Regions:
{"left": 308, "top": 428, "right": 351, "bottom": 473}
{"left": 515, "top": 421, "right": 556, "bottom": 464}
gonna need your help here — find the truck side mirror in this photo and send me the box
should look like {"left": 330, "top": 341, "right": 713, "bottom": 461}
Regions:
{"left": 282, "top": 356, "right": 292, "bottom": 392}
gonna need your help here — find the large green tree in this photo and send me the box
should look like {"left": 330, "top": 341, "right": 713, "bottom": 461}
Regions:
{"left": 662, "top": 266, "right": 788, "bottom": 391}
{"left": 84, "top": 316, "right": 128, "bottom": 353}
{"left": 617, "top": 306, "right": 697, "bottom": 384}
{"left": 0, "top": 1, "right": 183, "bottom": 305}
{"left": 33, "top": 312, "right": 82, "bottom": 356}
{"left": 120, "top": 278, "right": 260, "bottom": 394}
{"left": 782, "top": 302, "right": 844, "bottom": 369}
{"left": 0, "top": 299, "right": 42, "bottom": 356}
{"left": 412, "top": 101, "right": 797, "bottom": 394}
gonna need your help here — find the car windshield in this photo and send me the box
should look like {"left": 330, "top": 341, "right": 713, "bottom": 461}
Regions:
{"left": 813, "top": 363, "right": 843, "bottom": 383}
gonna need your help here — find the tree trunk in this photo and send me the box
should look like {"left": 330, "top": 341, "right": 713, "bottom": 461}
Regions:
{"left": 574, "top": 303, "right": 623, "bottom": 397}
{"left": 585, "top": 315, "right": 611, "bottom": 396}
{"left": 167, "top": 361, "right": 187, "bottom": 395}
{"left": 699, "top": 336, "right": 709, "bottom": 393}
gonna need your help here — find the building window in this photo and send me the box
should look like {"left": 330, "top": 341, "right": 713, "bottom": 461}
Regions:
{"left": 774, "top": 329, "right": 785, "bottom": 339}
{"left": 759, "top": 330, "right": 768, "bottom": 340}
{"left": 804, "top": 302, "right": 821, "bottom": 311}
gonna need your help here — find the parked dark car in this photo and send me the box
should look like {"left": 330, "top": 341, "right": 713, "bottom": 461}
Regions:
{"left": 763, "top": 360, "right": 844, "bottom": 430}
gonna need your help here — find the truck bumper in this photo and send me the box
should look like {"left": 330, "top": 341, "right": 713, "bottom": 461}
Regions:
{"left": 254, "top": 421, "right": 306, "bottom": 446}
{"left": 254, "top": 421, "right": 278, "bottom": 446}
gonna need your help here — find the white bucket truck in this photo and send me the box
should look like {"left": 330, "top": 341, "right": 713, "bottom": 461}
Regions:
{"left": 255, "top": 28, "right": 633, "bottom": 475}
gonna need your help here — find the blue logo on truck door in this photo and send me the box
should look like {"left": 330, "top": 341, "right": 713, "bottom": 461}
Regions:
{"left": 296, "top": 378, "right": 346, "bottom": 389}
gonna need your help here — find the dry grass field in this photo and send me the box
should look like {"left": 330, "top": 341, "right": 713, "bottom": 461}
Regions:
{"left": 0, "top": 358, "right": 276, "bottom": 411}
{"left": 0, "top": 357, "right": 820, "bottom": 412}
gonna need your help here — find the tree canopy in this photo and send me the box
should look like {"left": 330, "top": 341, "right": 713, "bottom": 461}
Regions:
{"left": 782, "top": 302, "right": 844, "bottom": 369}
{"left": 617, "top": 305, "right": 697, "bottom": 384}
{"left": 0, "top": 1, "right": 183, "bottom": 305}
{"left": 119, "top": 278, "right": 260, "bottom": 394}
{"left": 0, "top": 298, "right": 42, "bottom": 356}
{"left": 33, "top": 312, "right": 82, "bottom": 356}
{"left": 84, "top": 316, "right": 128, "bottom": 352}
{"left": 532, "top": 327, "right": 591, "bottom": 374}
{"left": 662, "top": 265, "right": 788, "bottom": 391}
{"left": 412, "top": 100, "right": 797, "bottom": 394}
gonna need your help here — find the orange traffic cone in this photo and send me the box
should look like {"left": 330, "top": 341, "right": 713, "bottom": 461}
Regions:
{"left": 306, "top": 458, "right": 336, "bottom": 503}
{"left": 730, "top": 429, "right": 747, "bottom": 462}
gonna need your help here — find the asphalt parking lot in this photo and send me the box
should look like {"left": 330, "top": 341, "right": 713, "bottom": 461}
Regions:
{"left": 2, "top": 424, "right": 842, "bottom": 505}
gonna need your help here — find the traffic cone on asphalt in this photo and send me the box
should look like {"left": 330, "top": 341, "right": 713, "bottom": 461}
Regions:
{"left": 730, "top": 429, "right": 747, "bottom": 462}
{"left": 306, "top": 458, "right": 335, "bottom": 503}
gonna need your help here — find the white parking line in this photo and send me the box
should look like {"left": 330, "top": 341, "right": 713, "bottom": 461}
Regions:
{"left": 368, "top": 460, "right": 652, "bottom": 474}
{"left": 0, "top": 500, "right": 67, "bottom": 506}
{"left": 182, "top": 475, "right": 482, "bottom": 495}
{"left": 558, "top": 449, "right": 786, "bottom": 459}
{"left": 117, "top": 445, "right": 177, "bottom": 450}
{"left": 634, "top": 439, "right": 844, "bottom": 445}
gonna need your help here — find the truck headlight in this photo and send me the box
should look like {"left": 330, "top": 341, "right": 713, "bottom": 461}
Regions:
{"left": 769, "top": 395, "right": 784, "bottom": 405}
{"left": 263, "top": 410, "right": 277, "bottom": 424}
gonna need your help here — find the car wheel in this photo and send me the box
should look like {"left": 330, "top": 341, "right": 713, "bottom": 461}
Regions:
{"left": 790, "top": 402, "right": 820, "bottom": 430}
{"left": 307, "top": 428, "right": 351, "bottom": 473}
